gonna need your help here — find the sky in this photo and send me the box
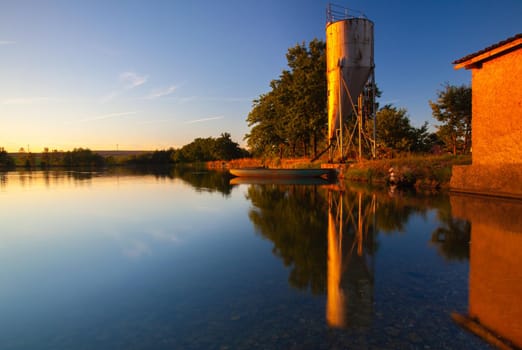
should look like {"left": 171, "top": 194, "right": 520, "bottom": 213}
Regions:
{"left": 1, "top": 0, "right": 521, "bottom": 152}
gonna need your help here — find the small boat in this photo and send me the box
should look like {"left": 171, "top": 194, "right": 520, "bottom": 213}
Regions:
{"left": 229, "top": 167, "right": 336, "bottom": 179}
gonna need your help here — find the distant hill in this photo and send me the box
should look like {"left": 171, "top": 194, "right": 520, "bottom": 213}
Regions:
{"left": 8, "top": 150, "right": 151, "bottom": 157}
{"left": 93, "top": 150, "right": 151, "bottom": 157}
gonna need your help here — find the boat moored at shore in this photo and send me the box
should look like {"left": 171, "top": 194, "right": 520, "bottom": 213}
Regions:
{"left": 229, "top": 167, "right": 336, "bottom": 180}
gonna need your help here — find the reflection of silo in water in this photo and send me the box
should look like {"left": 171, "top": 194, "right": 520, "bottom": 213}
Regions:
{"left": 327, "top": 209, "right": 346, "bottom": 326}
{"left": 326, "top": 6, "right": 374, "bottom": 160}
{"left": 326, "top": 193, "right": 374, "bottom": 329}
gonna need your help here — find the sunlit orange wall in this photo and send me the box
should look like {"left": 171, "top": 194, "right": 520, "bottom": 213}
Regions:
{"left": 452, "top": 196, "right": 522, "bottom": 348}
{"left": 471, "top": 49, "right": 522, "bottom": 165}
{"left": 451, "top": 45, "right": 522, "bottom": 197}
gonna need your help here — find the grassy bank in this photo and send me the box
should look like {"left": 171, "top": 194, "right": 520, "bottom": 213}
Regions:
{"left": 207, "top": 157, "right": 323, "bottom": 170}
{"left": 211, "top": 155, "right": 471, "bottom": 190}
{"left": 341, "top": 155, "right": 471, "bottom": 189}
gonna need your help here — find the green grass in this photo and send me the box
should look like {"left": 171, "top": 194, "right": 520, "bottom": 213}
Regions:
{"left": 343, "top": 154, "right": 471, "bottom": 189}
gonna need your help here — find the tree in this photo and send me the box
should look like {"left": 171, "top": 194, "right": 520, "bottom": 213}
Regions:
{"left": 245, "top": 39, "right": 327, "bottom": 158}
{"left": 0, "top": 147, "right": 15, "bottom": 169}
{"left": 410, "top": 122, "right": 440, "bottom": 153}
{"left": 284, "top": 39, "right": 327, "bottom": 156}
{"left": 429, "top": 84, "right": 472, "bottom": 155}
{"left": 63, "top": 148, "right": 105, "bottom": 168}
{"left": 366, "top": 105, "right": 438, "bottom": 156}
{"left": 41, "top": 147, "right": 51, "bottom": 168}
{"left": 374, "top": 105, "right": 414, "bottom": 152}
{"left": 213, "top": 132, "right": 244, "bottom": 160}
{"left": 172, "top": 133, "right": 246, "bottom": 163}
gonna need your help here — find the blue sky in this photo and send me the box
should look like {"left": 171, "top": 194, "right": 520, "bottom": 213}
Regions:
{"left": 1, "top": 0, "right": 520, "bottom": 151}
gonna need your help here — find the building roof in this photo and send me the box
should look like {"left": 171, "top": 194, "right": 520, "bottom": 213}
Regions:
{"left": 453, "top": 33, "right": 522, "bottom": 70}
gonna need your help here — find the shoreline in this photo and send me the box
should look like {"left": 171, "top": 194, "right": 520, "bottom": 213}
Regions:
{"left": 210, "top": 155, "right": 472, "bottom": 190}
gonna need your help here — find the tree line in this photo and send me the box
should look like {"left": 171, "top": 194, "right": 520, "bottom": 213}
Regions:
{"left": 1, "top": 132, "right": 247, "bottom": 169}
{"left": 127, "top": 132, "right": 248, "bottom": 167}
{"left": 0, "top": 147, "right": 15, "bottom": 169}
{"left": 245, "top": 39, "right": 472, "bottom": 159}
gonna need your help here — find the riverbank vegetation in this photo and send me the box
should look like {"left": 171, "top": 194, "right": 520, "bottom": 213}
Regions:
{"left": 0, "top": 148, "right": 15, "bottom": 169}
{"left": 245, "top": 39, "right": 471, "bottom": 160}
{"left": 208, "top": 154, "right": 471, "bottom": 189}
{"left": 3, "top": 132, "right": 248, "bottom": 169}
{"left": 124, "top": 132, "right": 248, "bottom": 167}
{"left": 341, "top": 154, "right": 471, "bottom": 189}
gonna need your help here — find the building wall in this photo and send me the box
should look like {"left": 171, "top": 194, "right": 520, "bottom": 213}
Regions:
{"left": 471, "top": 49, "right": 522, "bottom": 164}
{"left": 451, "top": 46, "right": 522, "bottom": 198}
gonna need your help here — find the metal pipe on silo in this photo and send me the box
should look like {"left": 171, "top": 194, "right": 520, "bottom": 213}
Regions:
{"left": 326, "top": 5, "right": 375, "bottom": 161}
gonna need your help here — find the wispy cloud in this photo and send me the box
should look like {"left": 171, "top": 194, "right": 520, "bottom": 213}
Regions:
{"left": 171, "top": 95, "right": 252, "bottom": 104}
{"left": 74, "top": 111, "right": 140, "bottom": 123}
{"left": 184, "top": 116, "right": 224, "bottom": 124}
{"left": 120, "top": 71, "right": 148, "bottom": 89}
{"left": 173, "top": 96, "right": 197, "bottom": 104}
{"left": 137, "top": 118, "right": 171, "bottom": 125}
{"left": 145, "top": 85, "right": 178, "bottom": 100}
{"left": 1, "top": 97, "right": 55, "bottom": 105}
{"left": 99, "top": 72, "right": 148, "bottom": 103}
{"left": 207, "top": 96, "right": 253, "bottom": 102}
{"left": 0, "top": 40, "right": 15, "bottom": 45}
{"left": 99, "top": 90, "right": 121, "bottom": 103}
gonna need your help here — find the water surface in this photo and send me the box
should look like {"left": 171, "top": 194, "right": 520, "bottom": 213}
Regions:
{"left": 1, "top": 170, "right": 520, "bottom": 349}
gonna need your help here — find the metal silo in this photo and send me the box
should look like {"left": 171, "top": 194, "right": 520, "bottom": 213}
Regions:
{"left": 326, "top": 5, "right": 375, "bottom": 161}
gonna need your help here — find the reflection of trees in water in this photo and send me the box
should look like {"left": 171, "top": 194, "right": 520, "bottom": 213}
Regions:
{"left": 363, "top": 187, "right": 470, "bottom": 262}
{"left": 0, "top": 172, "right": 7, "bottom": 189}
{"left": 245, "top": 184, "right": 472, "bottom": 331}
{"left": 2, "top": 167, "right": 234, "bottom": 195}
{"left": 68, "top": 171, "right": 95, "bottom": 181}
{"left": 122, "top": 167, "right": 234, "bottom": 196}
{"left": 171, "top": 167, "right": 233, "bottom": 196}
{"left": 373, "top": 190, "right": 445, "bottom": 234}
{"left": 99, "top": 167, "right": 234, "bottom": 195}
{"left": 246, "top": 185, "right": 378, "bottom": 329}
{"left": 375, "top": 198, "right": 418, "bottom": 233}
{"left": 245, "top": 185, "right": 471, "bottom": 296}
{"left": 430, "top": 199, "right": 470, "bottom": 261}
{"left": 246, "top": 184, "right": 328, "bottom": 294}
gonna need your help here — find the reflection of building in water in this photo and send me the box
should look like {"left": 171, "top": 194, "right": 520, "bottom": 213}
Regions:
{"left": 451, "top": 194, "right": 522, "bottom": 349}
{"left": 327, "top": 191, "right": 375, "bottom": 329}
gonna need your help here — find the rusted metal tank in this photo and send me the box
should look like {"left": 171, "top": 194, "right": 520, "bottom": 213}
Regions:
{"left": 326, "top": 17, "right": 374, "bottom": 140}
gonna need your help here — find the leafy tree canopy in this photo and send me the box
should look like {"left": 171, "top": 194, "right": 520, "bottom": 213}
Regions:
{"left": 0, "top": 147, "right": 15, "bottom": 169}
{"left": 429, "top": 84, "right": 472, "bottom": 155}
{"left": 367, "top": 105, "right": 439, "bottom": 156}
{"left": 245, "top": 39, "right": 327, "bottom": 158}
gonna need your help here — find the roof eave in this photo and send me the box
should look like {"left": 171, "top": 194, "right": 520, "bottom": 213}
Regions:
{"left": 454, "top": 38, "right": 522, "bottom": 70}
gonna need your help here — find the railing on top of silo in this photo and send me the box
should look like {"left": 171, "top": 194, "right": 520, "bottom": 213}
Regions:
{"left": 326, "top": 3, "right": 367, "bottom": 23}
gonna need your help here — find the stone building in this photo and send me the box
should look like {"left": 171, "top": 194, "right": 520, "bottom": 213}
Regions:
{"left": 451, "top": 34, "right": 522, "bottom": 199}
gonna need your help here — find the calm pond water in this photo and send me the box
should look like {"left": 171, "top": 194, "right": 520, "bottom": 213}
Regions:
{"left": 0, "top": 169, "right": 520, "bottom": 350}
